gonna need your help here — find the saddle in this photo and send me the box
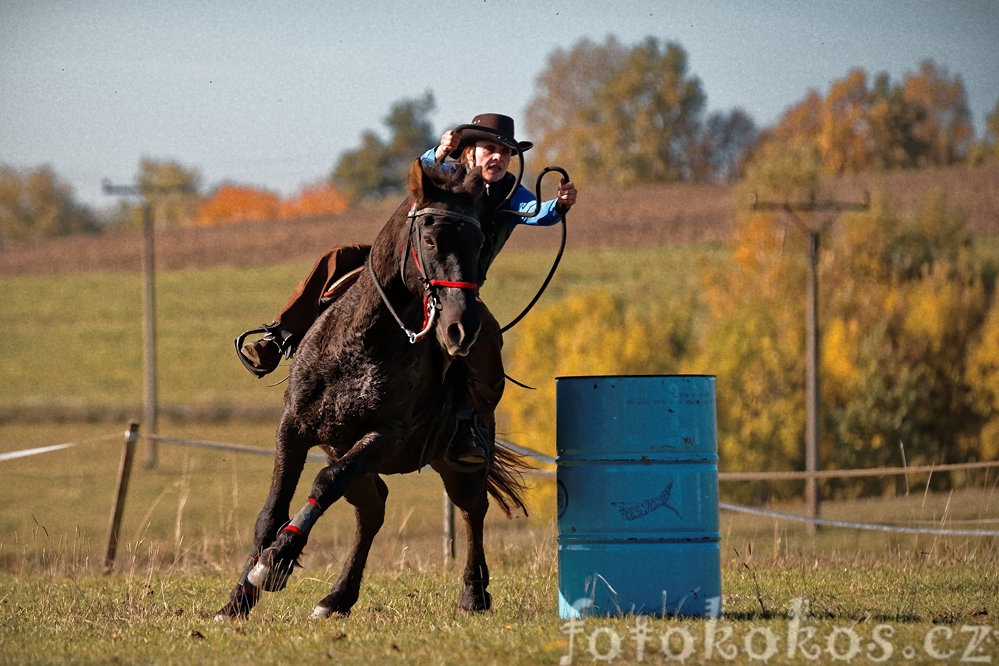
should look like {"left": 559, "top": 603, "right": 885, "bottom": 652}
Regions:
{"left": 318, "top": 266, "right": 364, "bottom": 310}
{"left": 234, "top": 266, "right": 365, "bottom": 378}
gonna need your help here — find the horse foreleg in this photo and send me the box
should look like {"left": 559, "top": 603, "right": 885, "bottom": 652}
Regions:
{"left": 214, "top": 556, "right": 263, "bottom": 621}
{"left": 436, "top": 465, "right": 492, "bottom": 612}
{"left": 311, "top": 473, "right": 388, "bottom": 618}
{"left": 216, "top": 418, "right": 309, "bottom": 619}
{"left": 248, "top": 432, "right": 386, "bottom": 593}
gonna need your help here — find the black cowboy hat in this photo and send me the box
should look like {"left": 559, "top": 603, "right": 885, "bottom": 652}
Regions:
{"left": 449, "top": 113, "right": 534, "bottom": 158}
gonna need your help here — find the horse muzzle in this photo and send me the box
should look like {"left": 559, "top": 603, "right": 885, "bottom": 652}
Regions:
{"left": 440, "top": 311, "right": 480, "bottom": 357}
{"left": 436, "top": 293, "right": 481, "bottom": 357}
{"left": 428, "top": 278, "right": 480, "bottom": 357}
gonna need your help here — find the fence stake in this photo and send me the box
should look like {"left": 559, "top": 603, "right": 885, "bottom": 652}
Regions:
{"left": 105, "top": 422, "right": 139, "bottom": 572}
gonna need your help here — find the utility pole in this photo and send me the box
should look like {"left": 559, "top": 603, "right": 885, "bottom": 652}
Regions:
{"left": 103, "top": 180, "right": 159, "bottom": 468}
{"left": 750, "top": 192, "right": 869, "bottom": 531}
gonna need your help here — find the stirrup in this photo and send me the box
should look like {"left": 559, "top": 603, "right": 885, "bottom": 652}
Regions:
{"left": 234, "top": 322, "right": 294, "bottom": 379}
{"left": 447, "top": 414, "right": 493, "bottom": 471}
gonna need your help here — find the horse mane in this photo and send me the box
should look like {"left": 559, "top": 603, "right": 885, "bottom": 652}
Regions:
{"left": 369, "top": 161, "right": 485, "bottom": 284}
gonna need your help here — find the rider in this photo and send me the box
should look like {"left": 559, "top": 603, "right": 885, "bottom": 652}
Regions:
{"left": 238, "top": 113, "right": 577, "bottom": 466}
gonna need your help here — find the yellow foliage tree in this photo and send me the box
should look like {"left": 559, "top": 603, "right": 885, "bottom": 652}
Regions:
{"left": 761, "top": 59, "right": 973, "bottom": 174}
{"left": 966, "top": 305, "right": 999, "bottom": 460}
{"left": 501, "top": 288, "right": 695, "bottom": 460}
{"left": 820, "top": 189, "right": 990, "bottom": 492}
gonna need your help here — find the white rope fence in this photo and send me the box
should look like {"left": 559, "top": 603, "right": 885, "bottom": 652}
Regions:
{"left": 0, "top": 432, "right": 121, "bottom": 462}
{"left": 719, "top": 501, "right": 999, "bottom": 537}
{"left": 718, "top": 460, "right": 999, "bottom": 481}
{"left": 3, "top": 424, "right": 997, "bottom": 568}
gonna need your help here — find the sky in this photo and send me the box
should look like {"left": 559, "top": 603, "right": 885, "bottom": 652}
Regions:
{"left": 3, "top": 1, "right": 998, "bottom": 209}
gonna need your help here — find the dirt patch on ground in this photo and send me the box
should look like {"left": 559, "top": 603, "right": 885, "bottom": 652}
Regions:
{"left": 2, "top": 165, "right": 996, "bottom": 275}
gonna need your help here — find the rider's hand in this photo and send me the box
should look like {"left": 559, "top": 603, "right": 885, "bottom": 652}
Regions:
{"left": 435, "top": 130, "right": 463, "bottom": 161}
{"left": 556, "top": 178, "right": 577, "bottom": 213}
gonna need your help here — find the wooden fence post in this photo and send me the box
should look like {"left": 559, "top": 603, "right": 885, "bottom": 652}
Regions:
{"left": 105, "top": 422, "right": 139, "bottom": 572}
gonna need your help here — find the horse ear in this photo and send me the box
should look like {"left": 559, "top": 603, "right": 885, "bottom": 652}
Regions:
{"left": 408, "top": 158, "right": 428, "bottom": 201}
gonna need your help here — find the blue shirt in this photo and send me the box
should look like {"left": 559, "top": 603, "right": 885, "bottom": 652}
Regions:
{"left": 420, "top": 148, "right": 564, "bottom": 279}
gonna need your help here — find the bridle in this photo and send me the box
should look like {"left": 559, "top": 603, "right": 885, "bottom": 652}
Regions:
{"left": 368, "top": 203, "right": 481, "bottom": 344}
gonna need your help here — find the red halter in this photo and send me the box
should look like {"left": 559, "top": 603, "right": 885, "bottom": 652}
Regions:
{"left": 408, "top": 243, "right": 479, "bottom": 333}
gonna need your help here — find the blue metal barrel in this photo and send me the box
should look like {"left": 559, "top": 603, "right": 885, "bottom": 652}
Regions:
{"left": 556, "top": 375, "right": 721, "bottom": 618}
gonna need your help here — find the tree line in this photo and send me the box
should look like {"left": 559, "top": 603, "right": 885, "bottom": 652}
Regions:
{"left": 3, "top": 36, "right": 998, "bottom": 242}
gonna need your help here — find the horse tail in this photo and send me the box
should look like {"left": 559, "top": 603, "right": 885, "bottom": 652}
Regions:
{"left": 487, "top": 442, "right": 531, "bottom": 517}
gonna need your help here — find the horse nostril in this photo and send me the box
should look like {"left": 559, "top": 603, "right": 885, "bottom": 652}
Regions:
{"left": 447, "top": 322, "right": 465, "bottom": 347}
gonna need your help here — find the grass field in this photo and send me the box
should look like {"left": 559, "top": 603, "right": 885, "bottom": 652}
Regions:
{"left": 0, "top": 244, "right": 723, "bottom": 417}
{"left": 2, "top": 419, "right": 997, "bottom": 664}
{"left": 2, "top": 239, "right": 999, "bottom": 663}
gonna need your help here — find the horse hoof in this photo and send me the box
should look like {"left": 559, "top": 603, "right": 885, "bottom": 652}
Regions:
{"left": 247, "top": 562, "right": 290, "bottom": 592}
{"left": 310, "top": 604, "right": 332, "bottom": 620}
{"left": 214, "top": 604, "right": 249, "bottom": 622}
{"left": 459, "top": 588, "right": 492, "bottom": 612}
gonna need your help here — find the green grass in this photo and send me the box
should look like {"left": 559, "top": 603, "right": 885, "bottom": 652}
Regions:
{"left": 0, "top": 244, "right": 724, "bottom": 416}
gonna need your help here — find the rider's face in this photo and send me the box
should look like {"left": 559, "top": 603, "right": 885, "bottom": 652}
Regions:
{"left": 472, "top": 141, "right": 513, "bottom": 183}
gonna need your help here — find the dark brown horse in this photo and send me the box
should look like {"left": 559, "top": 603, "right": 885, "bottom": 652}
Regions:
{"left": 215, "top": 159, "right": 527, "bottom": 621}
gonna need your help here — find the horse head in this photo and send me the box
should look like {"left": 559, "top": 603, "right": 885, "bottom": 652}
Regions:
{"left": 397, "top": 158, "right": 486, "bottom": 357}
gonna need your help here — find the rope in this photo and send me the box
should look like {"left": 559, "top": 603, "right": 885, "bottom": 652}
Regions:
{"left": 0, "top": 432, "right": 120, "bottom": 462}
{"left": 499, "top": 439, "right": 556, "bottom": 466}
{"left": 719, "top": 501, "right": 999, "bottom": 537}
{"left": 718, "top": 459, "right": 999, "bottom": 481}
{"left": 147, "top": 434, "right": 328, "bottom": 464}
{"left": 7, "top": 430, "right": 996, "bottom": 536}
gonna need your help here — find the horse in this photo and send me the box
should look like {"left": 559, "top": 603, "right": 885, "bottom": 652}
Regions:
{"left": 215, "top": 158, "right": 528, "bottom": 621}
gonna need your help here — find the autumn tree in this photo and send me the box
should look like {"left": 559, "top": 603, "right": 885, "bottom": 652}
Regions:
{"left": 194, "top": 179, "right": 349, "bottom": 226}
{"left": 758, "top": 59, "right": 973, "bottom": 174}
{"left": 968, "top": 98, "right": 999, "bottom": 164}
{"left": 525, "top": 36, "right": 629, "bottom": 180}
{"left": 817, "top": 69, "right": 873, "bottom": 173}
{"left": 966, "top": 303, "right": 999, "bottom": 461}
{"left": 137, "top": 157, "right": 202, "bottom": 228}
{"left": 331, "top": 91, "right": 437, "bottom": 204}
{"left": 820, "top": 191, "right": 990, "bottom": 491}
{"left": 0, "top": 164, "right": 98, "bottom": 245}
{"left": 525, "top": 37, "right": 711, "bottom": 186}
{"left": 683, "top": 143, "right": 996, "bottom": 498}
{"left": 502, "top": 288, "right": 697, "bottom": 459}
{"left": 278, "top": 180, "right": 348, "bottom": 220}
{"left": 689, "top": 109, "right": 758, "bottom": 182}
{"left": 195, "top": 183, "right": 280, "bottom": 226}
{"left": 901, "top": 60, "right": 974, "bottom": 166}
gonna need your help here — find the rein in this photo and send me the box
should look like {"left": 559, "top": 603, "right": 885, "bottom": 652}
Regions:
{"left": 492, "top": 166, "right": 571, "bottom": 336}
{"left": 369, "top": 203, "right": 480, "bottom": 344}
